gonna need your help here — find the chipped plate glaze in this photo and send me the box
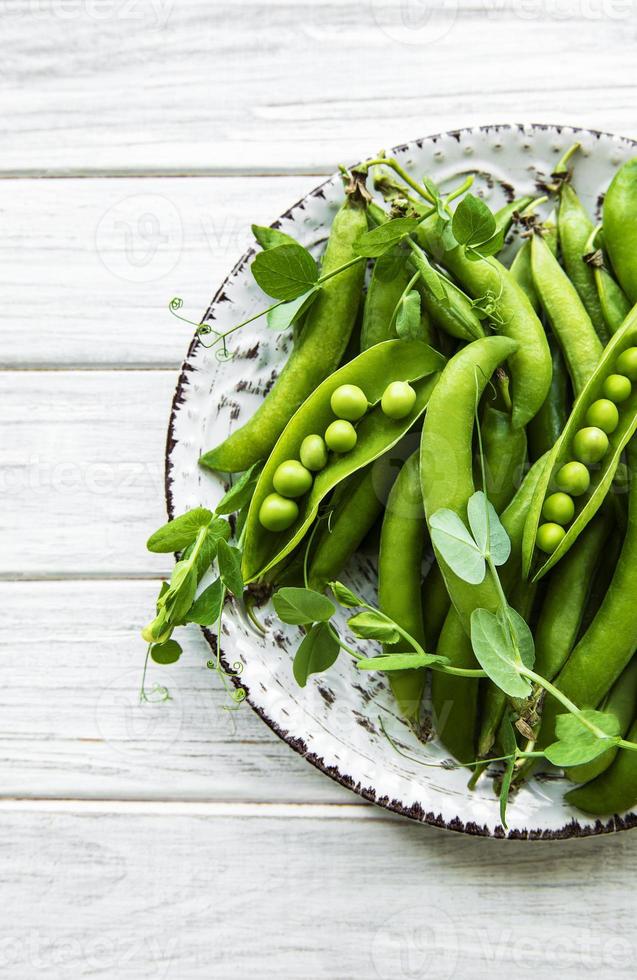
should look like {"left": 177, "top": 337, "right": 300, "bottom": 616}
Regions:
{"left": 166, "top": 124, "right": 637, "bottom": 839}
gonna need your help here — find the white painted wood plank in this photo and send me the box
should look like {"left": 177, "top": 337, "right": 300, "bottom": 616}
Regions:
{"left": 0, "top": 580, "right": 355, "bottom": 804}
{"left": 2, "top": 0, "right": 637, "bottom": 173}
{"left": 0, "top": 799, "right": 635, "bottom": 979}
{"left": 0, "top": 175, "right": 310, "bottom": 366}
{"left": 0, "top": 370, "right": 175, "bottom": 574}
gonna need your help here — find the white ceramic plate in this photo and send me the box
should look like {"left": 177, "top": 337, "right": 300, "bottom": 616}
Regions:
{"left": 166, "top": 123, "right": 637, "bottom": 839}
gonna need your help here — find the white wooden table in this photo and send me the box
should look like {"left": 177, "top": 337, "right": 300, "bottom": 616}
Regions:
{"left": 3, "top": 3, "right": 637, "bottom": 976}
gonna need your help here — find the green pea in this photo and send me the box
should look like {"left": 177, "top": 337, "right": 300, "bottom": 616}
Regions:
{"left": 381, "top": 381, "right": 417, "bottom": 420}
{"left": 258, "top": 493, "right": 299, "bottom": 532}
{"left": 573, "top": 426, "right": 609, "bottom": 465}
{"left": 585, "top": 398, "right": 619, "bottom": 434}
{"left": 602, "top": 374, "right": 632, "bottom": 403}
{"left": 330, "top": 384, "right": 368, "bottom": 421}
{"left": 537, "top": 522, "right": 566, "bottom": 554}
{"left": 615, "top": 346, "right": 637, "bottom": 381}
{"left": 542, "top": 492, "right": 575, "bottom": 525}
{"left": 299, "top": 434, "right": 328, "bottom": 472}
{"left": 272, "top": 460, "right": 313, "bottom": 498}
{"left": 325, "top": 419, "right": 357, "bottom": 453}
{"left": 555, "top": 461, "right": 591, "bottom": 496}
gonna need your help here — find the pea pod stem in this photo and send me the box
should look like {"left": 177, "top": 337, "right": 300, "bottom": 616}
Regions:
{"left": 195, "top": 253, "right": 367, "bottom": 358}
{"left": 328, "top": 624, "right": 363, "bottom": 662}
{"left": 361, "top": 156, "right": 437, "bottom": 204}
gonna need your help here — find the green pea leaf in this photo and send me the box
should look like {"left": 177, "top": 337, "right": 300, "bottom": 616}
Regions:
{"left": 418, "top": 260, "right": 448, "bottom": 302}
{"left": 217, "top": 539, "right": 244, "bottom": 598}
{"left": 466, "top": 228, "right": 505, "bottom": 261}
{"left": 182, "top": 518, "right": 231, "bottom": 577}
{"left": 329, "top": 581, "right": 363, "bottom": 608}
{"left": 470, "top": 607, "right": 532, "bottom": 699}
{"left": 440, "top": 220, "right": 458, "bottom": 252}
{"left": 499, "top": 606, "right": 535, "bottom": 670}
{"left": 159, "top": 561, "right": 198, "bottom": 624}
{"left": 348, "top": 611, "right": 401, "bottom": 643}
{"left": 545, "top": 710, "right": 621, "bottom": 767}
{"left": 251, "top": 243, "right": 319, "bottom": 301}
{"left": 429, "top": 508, "right": 486, "bottom": 585}
{"left": 467, "top": 491, "right": 511, "bottom": 566}
{"left": 272, "top": 587, "right": 335, "bottom": 626}
{"left": 498, "top": 713, "right": 517, "bottom": 830}
{"left": 150, "top": 639, "right": 182, "bottom": 665}
{"left": 421, "top": 175, "right": 440, "bottom": 200}
{"left": 452, "top": 194, "right": 496, "bottom": 248}
{"left": 354, "top": 218, "right": 419, "bottom": 258}
{"left": 187, "top": 577, "right": 225, "bottom": 626}
{"left": 267, "top": 287, "right": 320, "bottom": 332}
{"left": 373, "top": 247, "right": 407, "bottom": 284}
{"left": 357, "top": 651, "right": 449, "bottom": 671}
{"left": 144, "top": 607, "right": 172, "bottom": 645}
{"left": 251, "top": 224, "right": 299, "bottom": 250}
{"left": 215, "top": 462, "right": 263, "bottom": 516}
{"left": 395, "top": 290, "right": 422, "bottom": 341}
{"left": 146, "top": 508, "right": 213, "bottom": 553}
{"left": 293, "top": 622, "right": 340, "bottom": 687}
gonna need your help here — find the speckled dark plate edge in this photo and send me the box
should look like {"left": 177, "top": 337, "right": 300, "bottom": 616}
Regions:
{"left": 165, "top": 122, "right": 637, "bottom": 840}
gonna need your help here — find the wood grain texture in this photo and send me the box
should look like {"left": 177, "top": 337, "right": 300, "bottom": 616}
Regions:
{"left": 0, "top": 175, "right": 311, "bottom": 366}
{"left": 2, "top": 0, "right": 637, "bottom": 174}
{"left": 0, "top": 370, "right": 177, "bottom": 574}
{"left": 0, "top": 580, "right": 356, "bottom": 803}
{"left": 0, "top": 799, "right": 635, "bottom": 979}
{"left": 4, "top": 3, "right": 637, "bottom": 971}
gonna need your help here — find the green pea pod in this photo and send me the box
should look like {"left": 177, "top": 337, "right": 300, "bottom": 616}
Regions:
{"left": 533, "top": 510, "right": 612, "bottom": 682}
{"left": 596, "top": 263, "right": 633, "bottom": 335}
{"left": 433, "top": 611, "right": 477, "bottom": 764}
{"left": 418, "top": 216, "right": 551, "bottom": 430}
{"left": 421, "top": 335, "right": 518, "bottom": 630}
{"left": 201, "top": 193, "right": 368, "bottom": 473}
{"left": 537, "top": 439, "right": 637, "bottom": 748}
{"left": 509, "top": 219, "right": 558, "bottom": 314}
{"left": 408, "top": 243, "right": 485, "bottom": 343}
{"left": 307, "top": 466, "right": 384, "bottom": 592}
{"left": 566, "top": 655, "right": 637, "bottom": 786}
{"left": 527, "top": 337, "right": 571, "bottom": 462}
{"left": 378, "top": 452, "right": 427, "bottom": 722}
{"left": 522, "top": 305, "right": 637, "bottom": 580}
{"left": 558, "top": 183, "right": 609, "bottom": 344}
{"left": 360, "top": 248, "right": 412, "bottom": 350}
{"left": 603, "top": 157, "right": 637, "bottom": 303}
{"left": 578, "top": 526, "right": 622, "bottom": 636}
{"left": 242, "top": 339, "right": 444, "bottom": 582}
{"left": 565, "top": 712, "right": 637, "bottom": 816}
{"left": 476, "top": 577, "right": 540, "bottom": 763}
{"left": 366, "top": 203, "right": 485, "bottom": 344}
{"left": 530, "top": 232, "right": 603, "bottom": 395}
{"left": 474, "top": 453, "right": 551, "bottom": 758}
{"left": 493, "top": 196, "right": 535, "bottom": 238}
{"left": 479, "top": 404, "right": 528, "bottom": 513}
{"left": 421, "top": 562, "right": 450, "bottom": 651}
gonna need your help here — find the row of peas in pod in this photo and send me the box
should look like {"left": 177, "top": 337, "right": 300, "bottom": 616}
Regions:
{"left": 537, "top": 347, "right": 637, "bottom": 553}
{"left": 258, "top": 381, "right": 417, "bottom": 531}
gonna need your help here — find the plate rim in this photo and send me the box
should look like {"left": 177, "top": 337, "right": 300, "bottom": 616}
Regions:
{"left": 165, "top": 121, "right": 637, "bottom": 840}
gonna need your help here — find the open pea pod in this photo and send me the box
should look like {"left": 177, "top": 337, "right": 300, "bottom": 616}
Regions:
{"left": 242, "top": 339, "right": 445, "bottom": 582}
{"left": 522, "top": 305, "right": 637, "bottom": 580}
